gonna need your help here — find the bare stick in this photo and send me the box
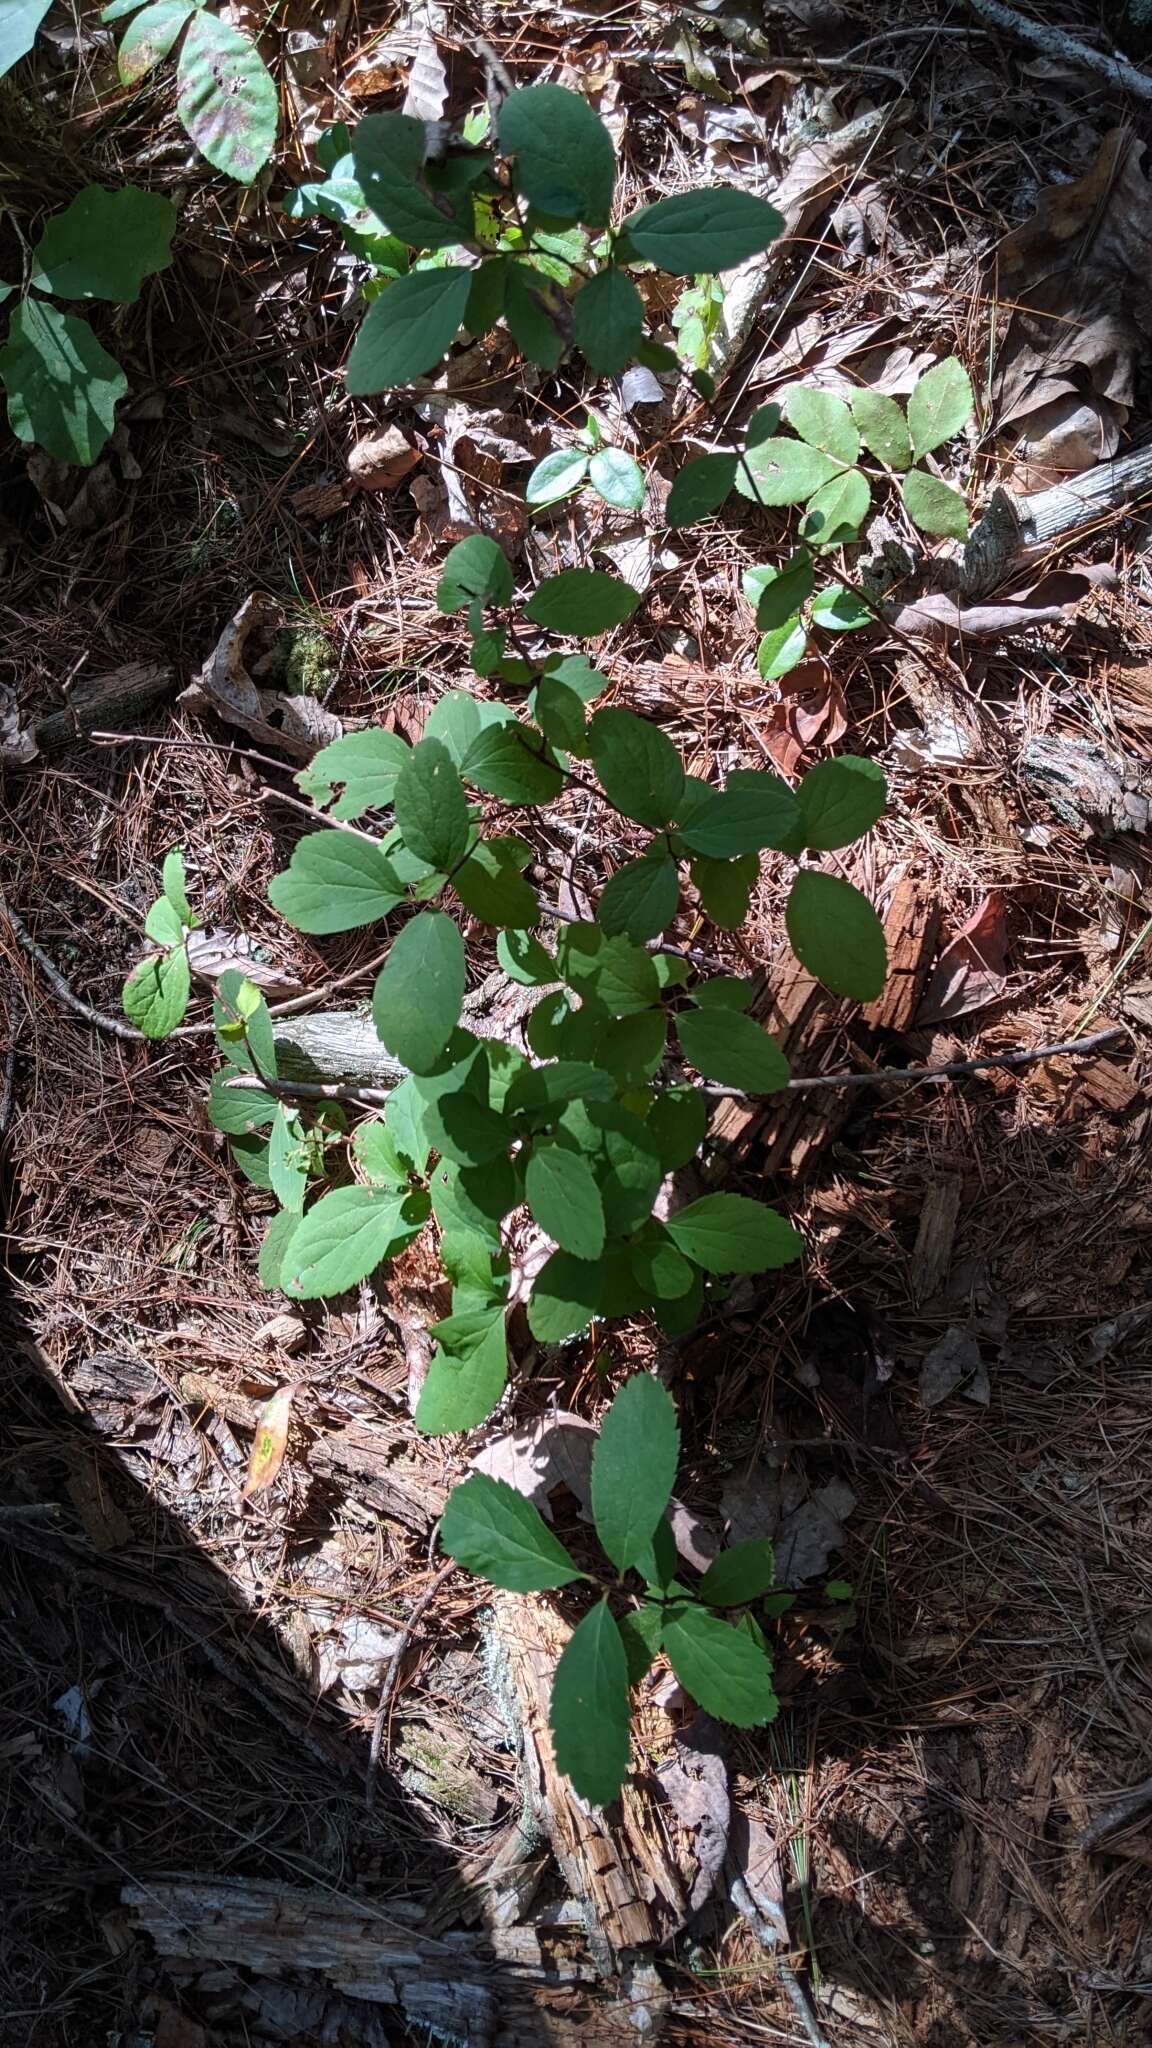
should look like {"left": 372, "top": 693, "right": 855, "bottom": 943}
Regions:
{"left": 366, "top": 1560, "right": 456, "bottom": 1808}
{"left": 1, "top": 892, "right": 145, "bottom": 1043}
{"left": 967, "top": 0, "right": 1152, "bottom": 104}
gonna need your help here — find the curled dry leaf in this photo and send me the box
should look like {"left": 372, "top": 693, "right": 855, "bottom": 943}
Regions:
{"left": 888, "top": 564, "right": 1115, "bottom": 643}
{"left": 180, "top": 595, "right": 340, "bottom": 764}
{"left": 243, "top": 1382, "right": 296, "bottom": 1496}
{"left": 347, "top": 425, "right": 420, "bottom": 492}
{"left": 762, "top": 658, "right": 847, "bottom": 776}
{"left": 914, "top": 890, "right": 1010, "bottom": 1027}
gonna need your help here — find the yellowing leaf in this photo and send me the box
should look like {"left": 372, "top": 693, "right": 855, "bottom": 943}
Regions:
{"left": 243, "top": 1383, "right": 295, "bottom": 1496}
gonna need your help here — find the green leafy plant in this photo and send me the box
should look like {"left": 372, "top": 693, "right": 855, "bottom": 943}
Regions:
{"left": 129, "top": 533, "right": 888, "bottom": 1436}
{"left": 441, "top": 1373, "right": 779, "bottom": 1805}
{"left": 671, "top": 273, "right": 725, "bottom": 372}
{"left": 122, "top": 850, "right": 199, "bottom": 1036}
{"left": 100, "top": 0, "right": 277, "bottom": 184}
{"left": 281, "top": 91, "right": 783, "bottom": 394}
{"left": 525, "top": 412, "right": 645, "bottom": 514}
{"left": 0, "top": 184, "right": 177, "bottom": 465}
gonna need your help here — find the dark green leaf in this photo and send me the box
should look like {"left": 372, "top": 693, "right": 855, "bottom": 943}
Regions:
{"left": 466, "top": 256, "right": 507, "bottom": 335}
{"left": 175, "top": 10, "right": 276, "bottom": 183}
{"left": 0, "top": 299, "right": 126, "bottom": 467}
{"left": 623, "top": 188, "right": 783, "bottom": 273}
{"left": 416, "top": 1310, "right": 508, "bottom": 1433}
{"left": 497, "top": 928, "right": 555, "bottom": 986}
{"left": 431, "top": 1155, "right": 515, "bottom": 1248}
{"left": 436, "top": 533, "right": 513, "bottom": 612}
{"left": 507, "top": 1058, "right": 616, "bottom": 1117}
{"left": 900, "top": 468, "right": 968, "bottom": 540}
{"left": 504, "top": 261, "right": 566, "bottom": 370}
{"left": 268, "top": 832, "right": 403, "bottom": 935}
{"left": 534, "top": 674, "right": 588, "bottom": 754}
{"left": 122, "top": 947, "right": 189, "bottom": 1038}
{"left": 588, "top": 706, "right": 683, "bottom": 828}
{"left": 550, "top": 1600, "right": 631, "bottom": 1805}
{"left": 665, "top": 453, "right": 737, "bottom": 527}
{"left": 440, "top": 1471, "right": 584, "bottom": 1589}
{"left": 525, "top": 569, "right": 640, "bottom": 636}
{"left": 591, "top": 1373, "right": 679, "bottom": 1572}
{"left": 906, "top": 356, "right": 973, "bottom": 459}
{"left": 795, "top": 755, "right": 885, "bottom": 850}
{"left": 373, "top": 910, "right": 466, "bottom": 1069}
{"left": 690, "top": 852, "right": 757, "bottom": 930}
{"left": 698, "top": 1540, "right": 776, "bottom": 1606}
{"left": 597, "top": 853, "right": 679, "bottom": 941}
{"left": 596, "top": 1008, "right": 665, "bottom": 1086}
{"left": 782, "top": 385, "right": 859, "bottom": 464}
{"left": 353, "top": 111, "right": 467, "bottom": 247}
{"left": 347, "top": 265, "right": 473, "bottom": 391}
{"left": 229, "top": 1132, "right": 272, "bottom": 1190}
{"left": 556, "top": 923, "right": 661, "bottom": 1016}
{"left": 661, "top": 1603, "right": 778, "bottom": 1726}
{"left": 785, "top": 870, "right": 886, "bottom": 1000}
{"left": 629, "top": 1228, "right": 695, "bottom": 1302}
{"left": 665, "top": 1192, "right": 802, "bottom": 1273}
{"left": 646, "top": 1086, "right": 707, "bottom": 1171}
{"left": 527, "top": 1250, "right": 604, "bottom": 1342}
{"left": 498, "top": 85, "right": 616, "bottom": 226}
{"left": 679, "top": 768, "right": 799, "bottom": 857}
{"left": 281, "top": 1184, "right": 429, "bottom": 1298}
{"left": 617, "top": 1602, "right": 663, "bottom": 1685}
{"left": 572, "top": 269, "right": 643, "bottom": 375}
{"left": 526, "top": 447, "right": 588, "bottom": 505}
{"left": 632, "top": 1513, "right": 679, "bottom": 1588}
{"left": 653, "top": 1266, "right": 704, "bottom": 1337}
{"left": 526, "top": 1144, "right": 605, "bottom": 1258}
{"left": 676, "top": 1008, "right": 790, "bottom": 1093}
{"left": 419, "top": 1083, "right": 509, "bottom": 1168}
{"left": 31, "top": 185, "right": 177, "bottom": 301}
{"left": 849, "top": 387, "right": 912, "bottom": 469}
{"left": 297, "top": 730, "right": 410, "bottom": 820}
{"left": 464, "top": 721, "right": 564, "bottom": 803}
{"left": 691, "top": 975, "right": 753, "bottom": 1011}
{"left": 588, "top": 445, "right": 645, "bottom": 510}
{"left": 385, "top": 1075, "right": 432, "bottom": 1176}
{"left": 453, "top": 837, "right": 540, "bottom": 928}
{"left": 735, "top": 436, "right": 840, "bottom": 506}
{"left": 394, "top": 736, "right": 470, "bottom": 871}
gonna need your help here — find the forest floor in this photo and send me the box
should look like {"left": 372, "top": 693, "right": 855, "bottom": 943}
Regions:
{"left": 3, "top": 2, "right": 1152, "bottom": 2044}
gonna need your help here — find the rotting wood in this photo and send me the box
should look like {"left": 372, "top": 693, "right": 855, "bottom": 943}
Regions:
{"left": 910, "top": 1179, "right": 963, "bottom": 1304}
{"left": 122, "top": 1875, "right": 670, "bottom": 2045}
{"left": 309, "top": 1421, "right": 446, "bottom": 1534}
{"left": 963, "top": 436, "right": 1152, "bottom": 595}
{"left": 30, "top": 662, "right": 174, "bottom": 754}
{"left": 862, "top": 875, "right": 940, "bottom": 1034}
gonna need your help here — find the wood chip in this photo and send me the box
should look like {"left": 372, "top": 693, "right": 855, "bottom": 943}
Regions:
{"left": 863, "top": 874, "right": 940, "bottom": 1032}
{"left": 910, "top": 1178, "right": 963, "bottom": 1303}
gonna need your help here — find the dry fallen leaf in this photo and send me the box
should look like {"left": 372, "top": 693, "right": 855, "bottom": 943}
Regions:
{"left": 888, "top": 564, "right": 1114, "bottom": 642}
{"left": 243, "top": 1383, "right": 296, "bottom": 1496}
{"left": 914, "top": 890, "right": 1010, "bottom": 1026}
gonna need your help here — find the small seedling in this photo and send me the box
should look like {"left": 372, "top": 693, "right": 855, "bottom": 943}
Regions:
{"left": 441, "top": 1373, "right": 780, "bottom": 1806}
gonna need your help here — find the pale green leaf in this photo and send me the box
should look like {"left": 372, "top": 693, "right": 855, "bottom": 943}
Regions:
{"left": 161, "top": 848, "right": 192, "bottom": 924}
{"left": 297, "top": 730, "right": 410, "bottom": 820}
{"left": 550, "top": 1600, "right": 631, "bottom": 1805}
{"left": 665, "top": 1192, "right": 801, "bottom": 1273}
{"left": 526, "top": 448, "right": 588, "bottom": 506}
{"left": 352, "top": 1118, "right": 410, "bottom": 1188}
{"left": 785, "top": 870, "right": 886, "bottom": 999}
{"left": 440, "top": 1470, "right": 584, "bottom": 1589}
{"left": 800, "top": 467, "right": 870, "bottom": 547}
{"left": 497, "top": 928, "right": 555, "bottom": 986}
{"left": 145, "top": 895, "right": 183, "bottom": 946}
{"left": 258, "top": 1206, "right": 299, "bottom": 1291}
{"left": 122, "top": 947, "right": 189, "bottom": 1038}
{"left": 591, "top": 1373, "right": 679, "bottom": 1573}
{"left": 268, "top": 832, "right": 403, "bottom": 935}
{"left": 735, "top": 436, "right": 840, "bottom": 506}
{"left": 175, "top": 10, "right": 276, "bottom": 183}
{"left": 810, "top": 584, "right": 872, "bottom": 632}
{"left": 849, "top": 387, "right": 912, "bottom": 469}
{"left": 906, "top": 355, "right": 973, "bottom": 459}
{"left": 384, "top": 1075, "right": 432, "bottom": 1176}
{"left": 268, "top": 1104, "right": 308, "bottom": 1214}
{"left": 744, "top": 554, "right": 813, "bottom": 629}
{"left": 527, "top": 1250, "right": 604, "bottom": 1342}
{"left": 372, "top": 910, "right": 465, "bottom": 1071}
{"left": 757, "top": 618, "right": 808, "bottom": 679}
{"left": 617, "top": 1601, "right": 663, "bottom": 1685}
{"left": 782, "top": 385, "right": 859, "bottom": 464}
{"left": 116, "top": 0, "right": 195, "bottom": 82}
{"left": 588, "top": 445, "right": 645, "bottom": 510}
{"left": 900, "top": 468, "right": 968, "bottom": 540}
{"left": 556, "top": 923, "right": 660, "bottom": 1016}
{"left": 0, "top": 0, "right": 52, "bottom": 76}
{"left": 207, "top": 1068, "right": 278, "bottom": 1135}
{"left": 416, "top": 1310, "right": 508, "bottom": 1433}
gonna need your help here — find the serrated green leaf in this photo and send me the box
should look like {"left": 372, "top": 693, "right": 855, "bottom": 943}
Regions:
{"left": 735, "top": 436, "right": 840, "bottom": 506}
{"left": 646, "top": 1086, "right": 707, "bottom": 1171}
{"left": 906, "top": 355, "right": 973, "bottom": 460}
{"left": 786, "top": 869, "right": 886, "bottom": 999}
{"left": 588, "top": 706, "right": 683, "bottom": 828}
{"left": 453, "top": 837, "right": 540, "bottom": 928}
{"left": 591, "top": 1373, "right": 679, "bottom": 1573}
{"left": 504, "top": 260, "right": 566, "bottom": 369}
{"left": 525, "top": 569, "right": 640, "bottom": 636}
{"left": 436, "top": 533, "right": 513, "bottom": 613}
{"left": 175, "top": 10, "right": 276, "bottom": 182}
{"left": 268, "top": 1104, "right": 308, "bottom": 1214}
{"left": 123, "top": 947, "right": 189, "bottom": 1038}
{"left": 498, "top": 85, "right": 616, "bottom": 226}
{"left": 661, "top": 1602, "right": 778, "bottom": 1726}
{"left": 0, "top": 299, "right": 126, "bottom": 467}
{"left": 811, "top": 584, "right": 872, "bottom": 632}
{"left": 680, "top": 768, "right": 800, "bottom": 857}
{"left": 698, "top": 1540, "right": 776, "bottom": 1606}
{"left": 757, "top": 619, "right": 808, "bottom": 680}
{"left": 795, "top": 755, "right": 885, "bottom": 850}
{"left": 0, "top": 0, "right": 52, "bottom": 75}
{"left": 691, "top": 852, "right": 757, "bottom": 930}
{"left": 442, "top": 1470, "right": 584, "bottom": 1588}
{"left": 416, "top": 1309, "right": 508, "bottom": 1433}
{"left": 900, "top": 468, "right": 968, "bottom": 539}
{"left": 431, "top": 1155, "right": 515, "bottom": 1248}
{"left": 420, "top": 1084, "right": 509, "bottom": 1169}
{"left": 597, "top": 853, "right": 679, "bottom": 942}
{"left": 676, "top": 1008, "right": 789, "bottom": 1094}
{"left": 352, "top": 1118, "right": 409, "bottom": 1188}
{"left": 572, "top": 269, "right": 643, "bottom": 376}
{"left": 258, "top": 1206, "right": 299, "bottom": 1291}
{"left": 550, "top": 1599, "right": 630, "bottom": 1805}
{"left": 664, "top": 453, "right": 736, "bottom": 527}
{"left": 464, "top": 721, "right": 564, "bottom": 803}
{"left": 617, "top": 1601, "right": 664, "bottom": 1685}
{"left": 268, "top": 832, "right": 403, "bottom": 935}
{"left": 623, "top": 188, "right": 782, "bottom": 274}
{"left": 207, "top": 1068, "right": 278, "bottom": 1135}
{"left": 666, "top": 1192, "right": 801, "bottom": 1273}
{"left": 347, "top": 265, "right": 473, "bottom": 392}
{"left": 394, "top": 736, "right": 470, "bottom": 871}
{"left": 800, "top": 467, "right": 870, "bottom": 548}
{"left": 528, "top": 1250, "right": 604, "bottom": 1342}
{"left": 782, "top": 385, "right": 859, "bottom": 464}
{"left": 281, "top": 1183, "right": 429, "bottom": 1297}
{"left": 353, "top": 111, "right": 469, "bottom": 247}
{"left": 506, "top": 1060, "right": 617, "bottom": 1118}
{"left": 297, "top": 730, "right": 410, "bottom": 820}
{"left": 373, "top": 910, "right": 465, "bottom": 1071}
{"left": 588, "top": 445, "right": 645, "bottom": 511}
{"left": 32, "top": 185, "right": 177, "bottom": 301}
{"left": 213, "top": 969, "right": 276, "bottom": 1080}
{"left": 497, "top": 928, "right": 555, "bottom": 986}
{"left": 526, "top": 447, "right": 589, "bottom": 505}
{"left": 849, "top": 387, "right": 912, "bottom": 469}
{"left": 526, "top": 1144, "right": 605, "bottom": 1259}
{"left": 744, "top": 554, "right": 814, "bottom": 629}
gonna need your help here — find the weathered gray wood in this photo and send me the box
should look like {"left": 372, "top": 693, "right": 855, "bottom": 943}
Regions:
{"left": 964, "top": 437, "right": 1152, "bottom": 593}
{"left": 32, "top": 662, "right": 174, "bottom": 753}
{"left": 273, "top": 1011, "right": 407, "bottom": 1091}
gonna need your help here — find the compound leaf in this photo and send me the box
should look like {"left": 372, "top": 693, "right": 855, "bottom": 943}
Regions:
{"left": 550, "top": 1600, "right": 631, "bottom": 1805}
{"left": 176, "top": 9, "right": 276, "bottom": 183}
{"left": 591, "top": 1373, "right": 679, "bottom": 1573}
{"left": 907, "top": 355, "right": 973, "bottom": 459}
{"left": 440, "top": 1470, "right": 584, "bottom": 1589}
{"left": 850, "top": 386, "right": 912, "bottom": 469}
{"left": 782, "top": 385, "right": 859, "bottom": 465}
{"left": 900, "top": 468, "right": 968, "bottom": 540}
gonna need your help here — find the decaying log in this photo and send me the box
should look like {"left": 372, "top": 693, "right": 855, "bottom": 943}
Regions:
{"left": 310, "top": 1421, "right": 447, "bottom": 1534}
{"left": 273, "top": 1010, "right": 407, "bottom": 1091}
{"left": 964, "top": 437, "right": 1152, "bottom": 595}
{"left": 862, "top": 875, "right": 940, "bottom": 1035}
{"left": 30, "top": 662, "right": 174, "bottom": 753}
{"left": 123, "top": 1875, "right": 670, "bottom": 2045}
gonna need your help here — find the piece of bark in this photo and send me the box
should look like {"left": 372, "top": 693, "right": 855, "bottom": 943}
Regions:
{"left": 309, "top": 1422, "right": 446, "bottom": 1534}
{"left": 910, "top": 1179, "right": 962, "bottom": 1304}
{"left": 963, "top": 434, "right": 1152, "bottom": 594}
{"left": 31, "top": 662, "right": 174, "bottom": 753}
{"left": 273, "top": 1012, "right": 408, "bottom": 1091}
{"left": 710, "top": 956, "right": 852, "bottom": 1177}
{"left": 862, "top": 875, "right": 940, "bottom": 1032}
{"left": 1056, "top": 1055, "right": 1143, "bottom": 1117}
{"left": 123, "top": 1876, "right": 669, "bottom": 2045}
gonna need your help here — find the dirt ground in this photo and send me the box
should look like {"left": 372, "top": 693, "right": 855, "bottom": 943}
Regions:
{"left": 4, "top": 2, "right": 1152, "bottom": 2044}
